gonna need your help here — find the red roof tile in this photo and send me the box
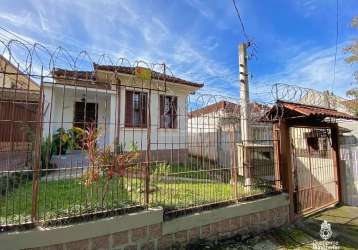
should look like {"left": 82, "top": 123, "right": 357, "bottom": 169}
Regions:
{"left": 93, "top": 64, "right": 203, "bottom": 88}
{"left": 276, "top": 100, "right": 358, "bottom": 120}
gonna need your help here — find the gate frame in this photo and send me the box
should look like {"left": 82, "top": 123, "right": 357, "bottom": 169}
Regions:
{"left": 274, "top": 119, "right": 342, "bottom": 222}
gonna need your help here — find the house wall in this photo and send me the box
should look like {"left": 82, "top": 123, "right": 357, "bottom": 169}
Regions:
{"left": 43, "top": 81, "right": 192, "bottom": 162}
{"left": 117, "top": 86, "right": 188, "bottom": 152}
{"left": 188, "top": 114, "right": 273, "bottom": 169}
{"left": 0, "top": 60, "right": 39, "bottom": 90}
{"left": 340, "top": 144, "right": 358, "bottom": 206}
{"left": 339, "top": 120, "right": 358, "bottom": 144}
{"left": 187, "top": 111, "right": 221, "bottom": 163}
{"left": 43, "top": 86, "right": 111, "bottom": 147}
{"left": 0, "top": 194, "right": 289, "bottom": 250}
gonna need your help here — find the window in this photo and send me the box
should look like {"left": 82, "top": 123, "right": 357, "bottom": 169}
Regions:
{"left": 73, "top": 102, "right": 98, "bottom": 129}
{"left": 305, "top": 128, "right": 331, "bottom": 157}
{"left": 307, "top": 136, "right": 319, "bottom": 152}
{"left": 125, "top": 90, "right": 147, "bottom": 128}
{"left": 159, "top": 95, "right": 177, "bottom": 128}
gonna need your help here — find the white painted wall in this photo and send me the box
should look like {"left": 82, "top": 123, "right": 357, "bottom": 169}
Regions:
{"left": 187, "top": 112, "right": 272, "bottom": 168}
{"left": 43, "top": 85, "right": 111, "bottom": 147}
{"left": 117, "top": 86, "right": 188, "bottom": 151}
{"left": 43, "top": 82, "right": 192, "bottom": 151}
{"left": 340, "top": 144, "right": 358, "bottom": 206}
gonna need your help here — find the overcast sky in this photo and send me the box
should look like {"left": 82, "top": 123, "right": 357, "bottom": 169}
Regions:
{"left": 0, "top": 0, "right": 357, "bottom": 101}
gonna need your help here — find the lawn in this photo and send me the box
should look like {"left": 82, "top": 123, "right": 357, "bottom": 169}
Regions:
{"left": 0, "top": 161, "right": 273, "bottom": 225}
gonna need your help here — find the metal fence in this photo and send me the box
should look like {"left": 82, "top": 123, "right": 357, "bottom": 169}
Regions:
{"left": 0, "top": 40, "right": 281, "bottom": 230}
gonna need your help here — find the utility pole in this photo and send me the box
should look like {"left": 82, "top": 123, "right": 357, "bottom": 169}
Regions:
{"left": 239, "top": 43, "right": 252, "bottom": 188}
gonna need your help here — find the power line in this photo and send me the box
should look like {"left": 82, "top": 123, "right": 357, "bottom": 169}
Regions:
{"left": 332, "top": 0, "right": 339, "bottom": 89}
{"left": 232, "top": 0, "right": 250, "bottom": 43}
{"left": 231, "top": 0, "right": 258, "bottom": 61}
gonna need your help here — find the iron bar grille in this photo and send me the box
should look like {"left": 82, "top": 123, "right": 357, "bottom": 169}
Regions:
{"left": 0, "top": 40, "right": 282, "bottom": 230}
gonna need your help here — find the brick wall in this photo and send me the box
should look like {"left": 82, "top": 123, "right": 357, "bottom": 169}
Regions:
{"left": 2, "top": 194, "right": 289, "bottom": 250}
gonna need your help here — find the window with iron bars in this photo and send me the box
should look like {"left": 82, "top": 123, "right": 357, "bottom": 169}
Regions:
{"left": 160, "top": 95, "right": 177, "bottom": 129}
{"left": 125, "top": 90, "right": 148, "bottom": 128}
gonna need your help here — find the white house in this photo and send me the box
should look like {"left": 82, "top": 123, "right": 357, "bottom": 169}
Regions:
{"left": 42, "top": 64, "right": 203, "bottom": 163}
{"left": 187, "top": 100, "right": 274, "bottom": 178}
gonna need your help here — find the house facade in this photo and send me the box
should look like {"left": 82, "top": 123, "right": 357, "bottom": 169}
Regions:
{"left": 42, "top": 64, "right": 203, "bottom": 162}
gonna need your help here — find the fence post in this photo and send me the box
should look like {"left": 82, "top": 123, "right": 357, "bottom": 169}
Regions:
{"left": 273, "top": 124, "right": 282, "bottom": 191}
{"left": 31, "top": 73, "right": 44, "bottom": 223}
{"left": 331, "top": 124, "right": 342, "bottom": 203}
{"left": 144, "top": 88, "right": 151, "bottom": 205}
{"left": 231, "top": 124, "right": 238, "bottom": 199}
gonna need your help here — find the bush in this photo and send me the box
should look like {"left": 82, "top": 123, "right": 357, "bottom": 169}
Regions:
{"left": 0, "top": 172, "right": 33, "bottom": 196}
{"left": 52, "top": 128, "right": 70, "bottom": 155}
{"left": 41, "top": 136, "right": 56, "bottom": 169}
{"left": 52, "top": 127, "right": 84, "bottom": 155}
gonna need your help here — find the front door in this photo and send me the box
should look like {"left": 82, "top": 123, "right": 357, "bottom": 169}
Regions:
{"left": 73, "top": 102, "right": 98, "bottom": 129}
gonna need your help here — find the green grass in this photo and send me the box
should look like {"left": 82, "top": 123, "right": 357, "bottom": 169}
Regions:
{"left": 0, "top": 159, "right": 273, "bottom": 225}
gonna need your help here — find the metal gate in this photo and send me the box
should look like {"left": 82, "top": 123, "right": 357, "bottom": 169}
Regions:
{"left": 290, "top": 126, "right": 339, "bottom": 215}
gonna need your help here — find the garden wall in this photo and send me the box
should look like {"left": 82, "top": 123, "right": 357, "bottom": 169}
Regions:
{"left": 0, "top": 194, "right": 289, "bottom": 250}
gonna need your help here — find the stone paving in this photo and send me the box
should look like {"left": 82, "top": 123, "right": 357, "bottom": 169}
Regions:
{"left": 188, "top": 206, "right": 358, "bottom": 249}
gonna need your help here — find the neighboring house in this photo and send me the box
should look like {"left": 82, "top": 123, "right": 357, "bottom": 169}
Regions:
{"left": 42, "top": 64, "right": 203, "bottom": 163}
{"left": 187, "top": 101, "right": 274, "bottom": 178}
{"left": 299, "top": 91, "right": 358, "bottom": 144}
{"left": 0, "top": 55, "right": 39, "bottom": 90}
{"left": 0, "top": 55, "right": 40, "bottom": 170}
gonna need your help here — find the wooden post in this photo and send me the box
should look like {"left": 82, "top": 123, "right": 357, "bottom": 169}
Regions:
{"left": 331, "top": 123, "right": 342, "bottom": 204}
{"left": 278, "top": 120, "right": 295, "bottom": 222}
{"left": 239, "top": 43, "right": 252, "bottom": 187}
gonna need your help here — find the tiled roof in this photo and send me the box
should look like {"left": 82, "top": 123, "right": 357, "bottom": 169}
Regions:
{"left": 51, "top": 64, "right": 204, "bottom": 89}
{"left": 94, "top": 64, "right": 203, "bottom": 88}
{"left": 188, "top": 101, "right": 266, "bottom": 118}
{"left": 276, "top": 100, "right": 358, "bottom": 120}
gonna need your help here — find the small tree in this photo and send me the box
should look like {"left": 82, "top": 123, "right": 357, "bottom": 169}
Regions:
{"left": 82, "top": 125, "right": 139, "bottom": 205}
{"left": 345, "top": 16, "right": 358, "bottom": 115}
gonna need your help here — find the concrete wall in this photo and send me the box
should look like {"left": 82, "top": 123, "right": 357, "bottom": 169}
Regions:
{"left": 340, "top": 144, "right": 358, "bottom": 206}
{"left": 0, "top": 194, "right": 289, "bottom": 250}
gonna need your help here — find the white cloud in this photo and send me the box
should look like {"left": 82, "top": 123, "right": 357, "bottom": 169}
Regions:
{"left": 0, "top": 11, "right": 39, "bottom": 31}
{"left": 184, "top": 0, "right": 214, "bottom": 19}
{"left": 254, "top": 42, "right": 357, "bottom": 98}
{"left": 294, "top": 0, "right": 320, "bottom": 17}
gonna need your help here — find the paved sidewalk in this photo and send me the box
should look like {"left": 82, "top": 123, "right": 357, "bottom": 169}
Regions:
{"left": 188, "top": 205, "right": 358, "bottom": 249}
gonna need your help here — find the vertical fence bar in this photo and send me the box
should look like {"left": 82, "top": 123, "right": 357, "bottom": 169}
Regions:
{"left": 31, "top": 70, "right": 44, "bottom": 223}
{"left": 144, "top": 86, "right": 151, "bottom": 205}
{"left": 231, "top": 124, "right": 238, "bottom": 199}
